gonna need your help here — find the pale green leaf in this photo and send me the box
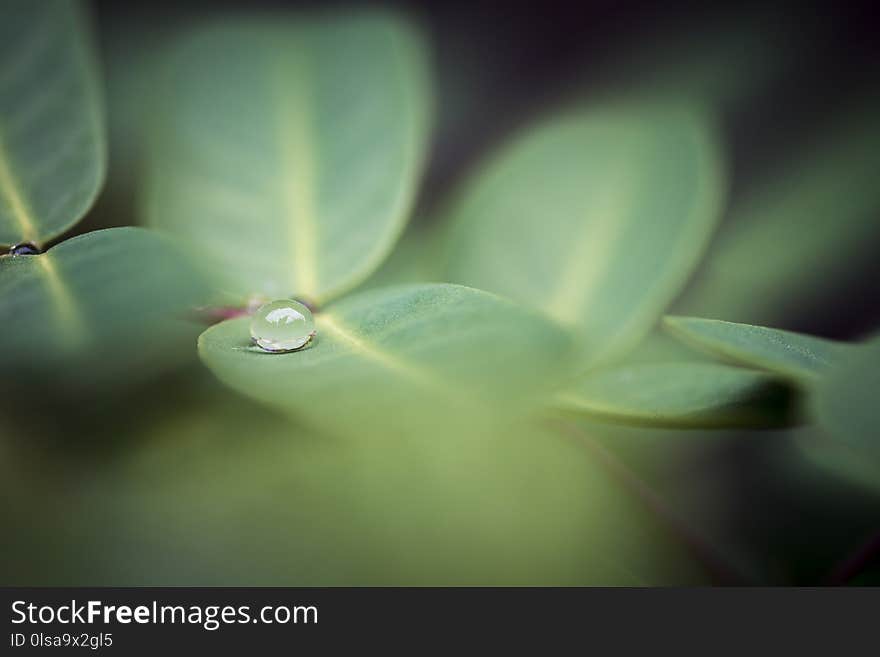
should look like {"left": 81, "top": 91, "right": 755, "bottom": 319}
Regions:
{"left": 144, "top": 13, "right": 431, "bottom": 304}
{"left": 0, "top": 227, "right": 211, "bottom": 391}
{"left": 813, "top": 337, "right": 880, "bottom": 458}
{"left": 555, "top": 362, "right": 794, "bottom": 428}
{"left": 664, "top": 316, "right": 848, "bottom": 382}
{"left": 444, "top": 103, "right": 725, "bottom": 367}
{"left": 0, "top": 0, "right": 105, "bottom": 246}
{"left": 199, "top": 283, "right": 575, "bottom": 435}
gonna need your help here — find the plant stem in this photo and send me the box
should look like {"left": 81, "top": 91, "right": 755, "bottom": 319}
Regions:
{"left": 552, "top": 419, "right": 755, "bottom": 585}
{"left": 190, "top": 305, "right": 250, "bottom": 324}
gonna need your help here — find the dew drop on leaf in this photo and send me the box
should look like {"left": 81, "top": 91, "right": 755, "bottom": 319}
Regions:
{"left": 250, "top": 299, "right": 316, "bottom": 353}
{"left": 7, "top": 242, "right": 41, "bottom": 256}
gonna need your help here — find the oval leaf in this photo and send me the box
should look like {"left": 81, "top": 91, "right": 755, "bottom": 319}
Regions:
{"left": 664, "top": 316, "right": 848, "bottom": 382}
{"left": 676, "top": 102, "right": 880, "bottom": 325}
{"left": 144, "top": 13, "right": 431, "bottom": 304}
{"left": 0, "top": 227, "right": 211, "bottom": 391}
{"left": 199, "top": 283, "right": 574, "bottom": 434}
{"left": 555, "top": 362, "right": 795, "bottom": 428}
{"left": 444, "top": 103, "right": 725, "bottom": 367}
{"left": 0, "top": 0, "right": 105, "bottom": 247}
{"left": 813, "top": 337, "right": 880, "bottom": 457}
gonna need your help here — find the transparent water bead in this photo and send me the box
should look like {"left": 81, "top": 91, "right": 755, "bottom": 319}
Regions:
{"left": 250, "top": 299, "right": 316, "bottom": 353}
{"left": 8, "top": 242, "right": 41, "bottom": 256}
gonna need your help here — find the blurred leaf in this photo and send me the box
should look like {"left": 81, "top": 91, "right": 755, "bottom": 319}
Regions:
{"left": 0, "top": 227, "right": 211, "bottom": 391}
{"left": 353, "top": 223, "right": 443, "bottom": 293}
{"left": 144, "top": 12, "right": 431, "bottom": 304}
{"left": 2, "top": 384, "right": 706, "bottom": 585}
{"left": 444, "top": 104, "right": 725, "bottom": 367}
{"left": 676, "top": 102, "right": 880, "bottom": 324}
{"left": 199, "top": 283, "right": 574, "bottom": 435}
{"left": 664, "top": 316, "right": 848, "bottom": 383}
{"left": 0, "top": 0, "right": 105, "bottom": 247}
{"left": 791, "top": 426, "right": 880, "bottom": 497}
{"left": 611, "top": 330, "right": 712, "bottom": 365}
{"left": 555, "top": 362, "right": 796, "bottom": 428}
{"left": 813, "top": 337, "right": 880, "bottom": 459}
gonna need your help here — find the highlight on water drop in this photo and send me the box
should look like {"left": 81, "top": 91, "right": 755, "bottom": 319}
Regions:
{"left": 249, "top": 299, "right": 316, "bottom": 353}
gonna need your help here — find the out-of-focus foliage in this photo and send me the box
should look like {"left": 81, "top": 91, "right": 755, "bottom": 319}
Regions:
{"left": 443, "top": 104, "right": 725, "bottom": 367}
{"left": 144, "top": 13, "right": 431, "bottom": 304}
{"left": 0, "top": 0, "right": 104, "bottom": 246}
{"left": 792, "top": 427, "right": 880, "bottom": 498}
{"left": 0, "top": 228, "right": 211, "bottom": 391}
{"left": 677, "top": 103, "right": 880, "bottom": 326}
{"left": 2, "top": 0, "right": 879, "bottom": 588}
{"left": 555, "top": 362, "right": 796, "bottom": 428}
{"left": 354, "top": 223, "right": 444, "bottom": 293}
{"left": 0, "top": 382, "right": 706, "bottom": 585}
{"left": 664, "top": 317, "right": 848, "bottom": 383}
{"left": 813, "top": 337, "right": 880, "bottom": 457}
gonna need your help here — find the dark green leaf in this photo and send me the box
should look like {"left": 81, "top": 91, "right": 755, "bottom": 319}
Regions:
{"left": 0, "top": 0, "right": 105, "bottom": 246}
{"left": 0, "top": 227, "right": 211, "bottom": 391}
{"left": 676, "top": 102, "right": 880, "bottom": 324}
{"left": 555, "top": 362, "right": 795, "bottom": 428}
{"left": 813, "top": 337, "right": 880, "bottom": 459}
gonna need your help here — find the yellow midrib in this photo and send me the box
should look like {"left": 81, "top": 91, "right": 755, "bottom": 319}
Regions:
{"left": 37, "top": 254, "right": 87, "bottom": 348}
{"left": 275, "top": 47, "right": 319, "bottom": 299}
{"left": 320, "top": 313, "right": 456, "bottom": 395}
{"left": 542, "top": 133, "right": 642, "bottom": 326}
{"left": 0, "top": 125, "right": 38, "bottom": 244}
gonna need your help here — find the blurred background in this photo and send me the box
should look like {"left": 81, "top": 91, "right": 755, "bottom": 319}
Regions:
{"left": 2, "top": 0, "right": 879, "bottom": 585}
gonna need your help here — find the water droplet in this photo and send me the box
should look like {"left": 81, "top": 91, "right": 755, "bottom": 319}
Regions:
{"left": 8, "top": 242, "right": 41, "bottom": 256}
{"left": 250, "top": 299, "right": 316, "bottom": 353}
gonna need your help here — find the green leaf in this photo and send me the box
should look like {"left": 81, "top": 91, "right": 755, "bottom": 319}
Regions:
{"left": 555, "top": 362, "right": 795, "bottom": 428}
{"left": 0, "top": 0, "right": 105, "bottom": 247}
{"left": 0, "top": 227, "right": 211, "bottom": 391}
{"left": 199, "top": 283, "right": 574, "bottom": 434}
{"left": 813, "top": 337, "right": 880, "bottom": 458}
{"left": 444, "top": 103, "right": 725, "bottom": 367}
{"left": 676, "top": 102, "right": 880, "bottom": 325}
{"left": 144, "top": 13, "right": 431, "bottom": 304}
{"left": 664, "top": 316, "right": 848, "bottom": 383}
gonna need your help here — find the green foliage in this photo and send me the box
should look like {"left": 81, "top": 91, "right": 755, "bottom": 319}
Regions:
{"left": 2, "top": 2, "right": 879, "bottom": 586}
{"left": 443, "top": 104, "right": 725, "bottom": 367}
{"left": 677, "top": 103, "right": 880, "bottom": 324}
{"left": 813, "top": 337, "right": 880, "bottom": 457}
{"left": 199, "top": 283, "right": 574, "bottom": 435}
{"left": 664, "top": 316, "right": 848, "bottom": 383}
{"left": 0, "top": 228, "right": 211, "bottom": 390}
{"left": 555, "top": 362, "right": 795, "bottom": 428}
{"left": 0, "top": 0, "right": 104, "bottom": 246}
{"left": 143, "top": 13, "right": 431, "bottom": 304}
